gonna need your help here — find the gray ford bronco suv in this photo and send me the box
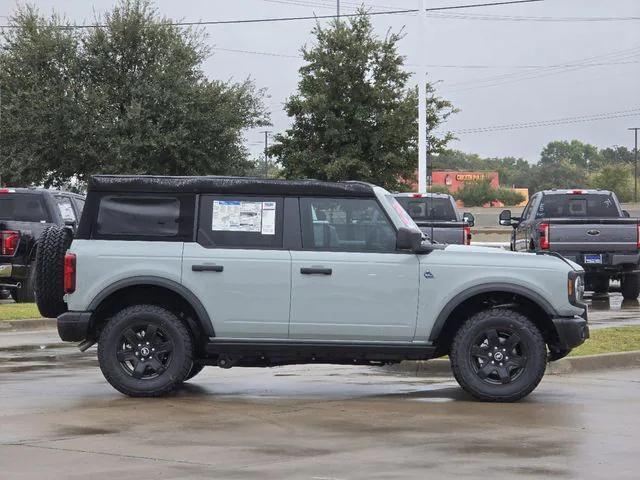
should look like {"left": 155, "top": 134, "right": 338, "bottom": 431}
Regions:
{"left": 37, "top": 175, "right": 589, "bottom": 402}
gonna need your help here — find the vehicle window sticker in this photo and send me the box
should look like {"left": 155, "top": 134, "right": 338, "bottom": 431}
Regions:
{"left": 211, "top": 200, "right": 276, "bottom": 235}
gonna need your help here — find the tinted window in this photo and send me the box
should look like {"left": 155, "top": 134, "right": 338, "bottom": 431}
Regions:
{"left": 95, "top": 195, "right": 193, "bottom": 239}
{"left": 536, "top": 194, "right": 620, "bottom": 218}
{"left": 300, "top": 198, "right": 396, "bottom": 252}
{"left": 395, "top": 196, "right": 457, "bottom": 222}
{"left": 55, "top": 196, "right": 77, "bottom": 223}
{"left": 0, "top": 193, "right": 50, "bottom": 222}
{"left": 197, "top": 195, "right": 284, "bottom": 248}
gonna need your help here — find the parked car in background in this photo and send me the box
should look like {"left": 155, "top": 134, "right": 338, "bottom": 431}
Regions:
{"left": 394, "top": 193, "right": 475, "bottom": 245}
{"left": 40, "top": 175, "right": 588, "bottom": 402}
{"left": 500, "top": 189, "right": 640, "bottom": 299}
{"left": 0, "top": 187, "right": 84, "bottom": 303}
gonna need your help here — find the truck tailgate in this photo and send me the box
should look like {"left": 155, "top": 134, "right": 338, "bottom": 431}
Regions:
{"left": 548, "top": 218, "right": 638, "bottom": 252}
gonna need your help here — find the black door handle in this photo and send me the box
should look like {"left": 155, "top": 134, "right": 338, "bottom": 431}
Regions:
{"left": 300, "top": 267, "right": 332, "bottom": 275}
{"left": 192, "top": 264, "right": 224, "bottom": 272}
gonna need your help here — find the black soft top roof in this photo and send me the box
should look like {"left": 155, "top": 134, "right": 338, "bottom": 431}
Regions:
{"left": 88, "top": 175, "right": 376, "bottom": 197}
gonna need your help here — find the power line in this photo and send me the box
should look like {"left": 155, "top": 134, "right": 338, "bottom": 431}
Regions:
{"left": 453, "top": 108, "right": 640, "bottom": 134}
{"left": 0, "top": 0, "right": 543, "bottom": 29}
{"left": 212, "top": 45, "right": 640, "bottom": 69}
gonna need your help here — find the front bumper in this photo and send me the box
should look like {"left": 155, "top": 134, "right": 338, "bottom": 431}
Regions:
{"left": 58, "top": 311, "right": 93, "bottom": 342}
{"left": 552, "top": 315, "right": 590, "bottom": 351}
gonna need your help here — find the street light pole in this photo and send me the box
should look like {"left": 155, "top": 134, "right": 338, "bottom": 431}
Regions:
{"left": 629, "top": 128, "right": 640, "bottom": 203}
{"left": 417, "top": 0, "right": 428, "bottom": 193}
{"left": 262, "top": 130, "right": 272, "bottom": 178}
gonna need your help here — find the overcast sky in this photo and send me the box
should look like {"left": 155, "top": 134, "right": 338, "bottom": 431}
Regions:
{"left": 2, "top": 0, "right": 639, "bottom": 164}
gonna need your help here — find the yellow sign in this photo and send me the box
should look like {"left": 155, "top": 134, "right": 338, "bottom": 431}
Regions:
{"left": 455, "top": 173, "right": 488, "bottom": 182}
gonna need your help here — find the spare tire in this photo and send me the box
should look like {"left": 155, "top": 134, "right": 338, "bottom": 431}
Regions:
{"left": 35, "top": 226, "right": 73, "bottom": 318}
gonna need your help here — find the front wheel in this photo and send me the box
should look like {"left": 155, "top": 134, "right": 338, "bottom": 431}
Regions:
{"left": 98, "top": 305, "right": 193, "bottom": 397}
{"left": 450, "top": 309, "right": 547, "bottom": 402}
{"left": 621, "top": 273, "right": 640, "bottom": 300}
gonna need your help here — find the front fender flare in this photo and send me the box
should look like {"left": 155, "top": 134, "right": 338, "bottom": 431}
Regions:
{"left": 428, "top": 282, "right": 558, "bottom": 342}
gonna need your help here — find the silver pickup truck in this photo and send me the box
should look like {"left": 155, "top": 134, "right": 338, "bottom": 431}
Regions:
{"left": 36, "top": 175, "right": 588, "bottom": 402}
{"left": 394, "top": 193, "right": 474, "bottom": 245}
{"left": 500, "top": 189, "right": 640, "bottom": 299}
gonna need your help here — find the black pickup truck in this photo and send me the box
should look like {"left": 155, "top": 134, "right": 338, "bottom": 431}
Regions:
{"left": 500, "top": 189, "right": 640, "bottom": 299}
{"left": 394, "top": 193, "right": 475, "bottom": 245}
{"left": 0, "top": 188, "right": 84, "bottom": 302}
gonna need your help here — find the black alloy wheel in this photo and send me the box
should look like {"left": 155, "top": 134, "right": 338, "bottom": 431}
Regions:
{"left": 98, "top": 305, "right": 193, "bottom": 397}
{"left": 469, "top": 327, "right": 526, "bottom": 385}
{"left": 450, "top": 308, "right": 546, "bottom": 402}
{"left": 116, "top": 323, "right": 174, "bottom": 380}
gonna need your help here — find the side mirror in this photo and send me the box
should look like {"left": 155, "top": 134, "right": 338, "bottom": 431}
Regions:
{"left": 396, "top": 227, "right": 423, "bottom": 251}
{"left": 623, "top": 210, "right": 631, "bottom": 218}
{"left": 499, "top": 210, "right": 512, "bottom": 226}
{"left": 462, "top": 212, "right": 475, "bottom": 227}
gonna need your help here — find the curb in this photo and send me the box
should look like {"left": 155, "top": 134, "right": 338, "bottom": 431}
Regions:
{"left": 0, "top": 318, "right": 56, "bottom": 332}
{"left": 384, "top": 350, "right": 640, "bottom": 377}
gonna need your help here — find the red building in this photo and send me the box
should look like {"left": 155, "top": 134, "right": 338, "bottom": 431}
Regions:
{"left": 432, "top": 171, "right": 499, "bottom": 192}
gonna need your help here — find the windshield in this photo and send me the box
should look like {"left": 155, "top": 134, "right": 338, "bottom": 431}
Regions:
{"left": 384, "top": 195, "right": 423, "bottom": 232}
{"left": 394, "top": 196, "right": 458, "bottom": 222}
{"left": 536, "top": 194, "right": 620, "bottom": 218}
{"left": 0, "top": 193, "right": 50, "bottom": 223}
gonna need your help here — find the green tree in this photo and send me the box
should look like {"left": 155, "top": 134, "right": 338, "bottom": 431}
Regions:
{"left": 588, "top": 165, "right": 634, "bottom": 202}
{"left": 269, "top": 12, "right": 456, "bottom": 190}
{"left": 453, "top": 179, "right": 524, "bottom": 207}
{"left": 0, "top": 1, "right": 268, "bottom": 187}
{"left": 529, "top": 159, "right": 587, "bottom": 192}
{"left": 539, "top": 139, "right": 601, "bottom": 171}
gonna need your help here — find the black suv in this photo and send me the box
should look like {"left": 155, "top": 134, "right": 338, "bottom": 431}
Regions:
{"left": 0, "top": 187, "right": 84, "bottom": 303}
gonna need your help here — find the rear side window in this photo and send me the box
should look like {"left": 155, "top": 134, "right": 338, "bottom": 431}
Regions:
{"left": 55, "top": 196, "right": 77, "bottom": 223}
{"left": 536, "top": 194, "right": 620, "bottom": 218}
{"left": 0, "top": 193, "right": 50, "bottom": 223}
{"left": 197, "top": 195, "right": 284, "bottom": 248}
{"left": 395, "top": 196, "right": 457, "bottom": 222}
{"left": 94, "top": 195, "right": 194, "bottom": 240}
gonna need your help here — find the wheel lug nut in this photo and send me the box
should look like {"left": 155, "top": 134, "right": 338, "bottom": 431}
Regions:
{"left": 488, "top": 353, "right": 492, "bottom": 357}
{"left": 499, "top": 362, "right": 503, "bottom": 366}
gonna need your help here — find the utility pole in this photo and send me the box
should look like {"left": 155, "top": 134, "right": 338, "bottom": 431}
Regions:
{"left": 417, "top": 0, "right": 428, "bottom": 193}
{"left": 337, "top": 0, "right": 340, "bottom": 19}
{"left": 630, "top": 127, "right": 640, "bottom": 203}
{"left": 262, "top": 130, "right": 272, "bottom": 178}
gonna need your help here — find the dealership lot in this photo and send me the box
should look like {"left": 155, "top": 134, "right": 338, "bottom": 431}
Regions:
{"left": 1, "top": 353, "right": 639, "bottom": 480}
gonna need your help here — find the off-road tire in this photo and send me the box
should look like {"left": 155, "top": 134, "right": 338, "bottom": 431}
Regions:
{"left": 450, "top": 308, "right": 547, "bottom": 402}
{"left": 185, "top": 363, "right": 206, "bottom": 381}
{"left": 35, "top": 226, "right": 72, "bottom": 318}
{"left": 621, "top": 273, "right": 640, "bottom": 300}
{"left": 98, "top": 305, "right": 193, "bottom": 397}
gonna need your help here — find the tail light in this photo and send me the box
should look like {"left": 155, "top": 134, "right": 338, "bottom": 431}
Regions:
{"left": 64, "top": 253, "right": 76, "bottom": 294}
{"left": 637, "top": 223, "right": 640, "bottom": 249}
{"left": 464, "top": 226, "right": 472, "bottom": 245}
{"left": 539, "top": 223, "right": 550, "bottom": 250}
{"left": 1, "top": 230, "right": 20, "bottom": 256}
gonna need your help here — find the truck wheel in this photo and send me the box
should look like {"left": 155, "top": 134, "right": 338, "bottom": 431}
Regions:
{"left": 591, "top": 276, "right": 609, "bottom": 294}
{"left": 35, "top": 226, "right": 72, "bottom": 318}
{"left": 13, "top": 266, "right": 36, "bottom": 303}
{"left": 185, "top": 363, "right": 206, "bottom": 381}
{"left": 621, "top": 273, "right": 640, "bottom": 300}
{"left": 98, "top": 305, "right": 193, "bottom": 397}
{"left": 450, "top": 308, "right": 547, "bottom": 402}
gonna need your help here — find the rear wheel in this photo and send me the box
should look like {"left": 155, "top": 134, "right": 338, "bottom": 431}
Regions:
{"left": 621, "top": 273, "right": 640, "bottom": 300}
{"left": 591, "top": 276, "right": 609, "bottom": 294}
{"left": 450, "top": 308, "right": 547, "bottom": 402}
{"left": 98, "top": 305, "right": 193, "bottom": 397}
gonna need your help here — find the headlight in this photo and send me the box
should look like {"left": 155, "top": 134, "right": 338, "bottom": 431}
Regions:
{"left": 568, "top": 272, "right": 585, "bottom": 305}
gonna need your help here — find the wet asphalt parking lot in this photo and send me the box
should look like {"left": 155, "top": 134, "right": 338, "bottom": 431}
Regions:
{"left": 1, "top": 294, "right": 640, "bottom": 480}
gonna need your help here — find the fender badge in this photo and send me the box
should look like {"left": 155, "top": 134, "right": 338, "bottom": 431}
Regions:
{"left": 424, "top": 270, "right": 434, "bottom": 279}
